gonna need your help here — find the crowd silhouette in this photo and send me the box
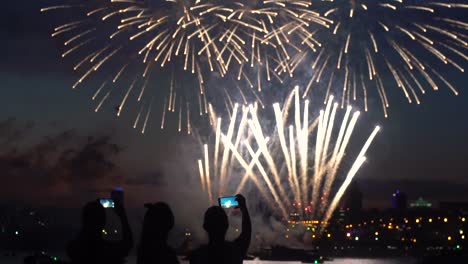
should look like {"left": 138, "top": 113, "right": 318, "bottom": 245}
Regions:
{"left": 66, "top": 194, "right": 251, "bottom": 264}
{"left": 20, "top": 192, "right": 468, "bottom": 264}
{"left": 67, "top": 200, "right": 133, "bottom": 264}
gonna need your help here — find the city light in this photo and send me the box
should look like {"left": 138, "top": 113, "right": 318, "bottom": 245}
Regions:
{"left": 448, "top": 236, "right": 452, "bottom": 241}
{"left": 346, "top": 232, "right": 351, "bottom": 237}
{"left": 444, "top": 218, "right": 448, "bottom": 223}
{"left": 462, "top": 217, "right": 466, "bottom": 222}
{"left": 429, "top": 218, "right": 433, "bottom": 223}
{"left": 375, "top": 231, "right": 379, "bottom": 236}
{"left": 327, "top": 233, "right": 332, "bottom": 238}
{"left": 355, "top": 236, "right": 359, "bottom": 241}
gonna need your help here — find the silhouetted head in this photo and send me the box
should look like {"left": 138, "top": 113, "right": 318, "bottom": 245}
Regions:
{"left": 142, "top": 202, "right": 174, "bottom": 241}
{"left": 203, "top": 206, "right": 228, "bottom": 242}
{"left": 81, "top": 200, "right": 106, "bottom": 235}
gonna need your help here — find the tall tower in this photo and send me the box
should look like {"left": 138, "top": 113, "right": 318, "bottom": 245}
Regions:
{"left": 346, "top": 181, "right": 363, "bottom": 212}
{"left": 344, "top": 181, "right": 363, "bottom": 223}
{"left": 392, "top": 189, "right": 407, "bottom": 210}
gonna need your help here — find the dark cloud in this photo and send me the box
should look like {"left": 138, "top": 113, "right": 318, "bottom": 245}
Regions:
{"left": 0, "top": 118, "right": 34, "bottom": 147}
{"left": 125, "top": 171, "right": 165, "bottom": 186}
{"left": 0, "top": 119, "right": 124, "bottom": 206}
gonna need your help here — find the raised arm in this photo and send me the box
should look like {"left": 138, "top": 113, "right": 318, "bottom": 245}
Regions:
{"left": 113, "top": 202, "right": 134, "bottom": 256}
{"left": 235, "top": 194, "right": 251, "bottom": 257}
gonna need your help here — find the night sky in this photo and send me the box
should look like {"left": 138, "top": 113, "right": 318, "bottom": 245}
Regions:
{"left": 1, "top": 1, "right": 468, "bottom": 209}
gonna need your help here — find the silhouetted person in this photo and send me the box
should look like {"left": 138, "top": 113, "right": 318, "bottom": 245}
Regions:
{"left": 137, "top": 202, "right": 179, "bottom": 264}
{"left": 67, "top": 200, "right": 133, "bottom": 264}
{"left": 190, "top": 194, "right": 251, "bottom": 264}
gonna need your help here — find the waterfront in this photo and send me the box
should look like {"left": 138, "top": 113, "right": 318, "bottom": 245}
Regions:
{"left": 1, "top": 255, "right": 417, "bottom": 264}
{"left": 1, "top": 251, "right": 419, "bottom": 264}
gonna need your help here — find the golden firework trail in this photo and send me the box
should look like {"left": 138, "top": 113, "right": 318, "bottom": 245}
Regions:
{"left": 41, "top": 0, "right": 466, "bottom": 132}
{"left": 41, "top": 0, "right": 331, "bottom": 133}
{"left": 216, "top": 0, "right": 331, "bottom": 90}
{"left": 198, "top": 86, "right": 380, "bottom": 230}
{"left": 40, "top": 0, "right": 256, "bottom": 133}
{"left": 301, "top": 0, "right": 467, "bottom": 117}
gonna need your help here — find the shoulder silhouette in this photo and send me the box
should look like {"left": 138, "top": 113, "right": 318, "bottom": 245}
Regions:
{"left": 67, "top": 200, "right": 133, "bottom": 264}
{"left": 190, "top": 194, "right": 251, "bottom": 264}
{"left": 137, "top": 202, "right": 179, "bottom": 264}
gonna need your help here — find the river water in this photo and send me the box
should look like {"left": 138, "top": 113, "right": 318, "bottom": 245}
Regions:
{"left": 1, "top": 253, "right": 417, "bottom": 264}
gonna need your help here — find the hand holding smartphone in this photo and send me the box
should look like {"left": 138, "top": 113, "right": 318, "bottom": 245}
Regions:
{"left": 218, "top": 196, "right": 239, "bottom": 209}
{"left": 99, "top": 198, "right": 115, "bottom": 208}
{"left": 99, "top": 188, "right": 124, "bottom": 210}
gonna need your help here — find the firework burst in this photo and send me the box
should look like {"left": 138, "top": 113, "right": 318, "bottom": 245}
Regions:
{"left": 197, "top": 86, "right": 380, "bottom": 230}
{"left": 215, "top": 0, "right": 331, "bottom": 91}
{"left": 297, "top": 0, "right": 467, "bottom": 116}
{"left": 41, "top": 0, "right": 246, "bottom": 133}
{"left": 40, "top": 1, "right": 335, "bottom": 133}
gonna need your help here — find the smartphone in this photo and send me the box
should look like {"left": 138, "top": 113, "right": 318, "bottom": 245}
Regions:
{"left": 218, "top": 196, "right": 239, "bottom": 209}
{"left": 99, "top": 198, "right": 115, "bottom": 208}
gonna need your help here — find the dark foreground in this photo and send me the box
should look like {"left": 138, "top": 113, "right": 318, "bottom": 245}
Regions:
{"left": 4, "top": 252, "right": 468, "bottom": 264}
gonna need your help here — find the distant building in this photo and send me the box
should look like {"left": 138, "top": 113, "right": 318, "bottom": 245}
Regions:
{"left": 440, "top": 202, "right": 468, "bottom": 214}
{"left": 410, "top": 197, "right": 432, "bottom": 208}
{"left": 392, "top": 190, "right": 407, "bottom": 210}
{"left": 345, "top": 181, "right": 363, "bottom": 213}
